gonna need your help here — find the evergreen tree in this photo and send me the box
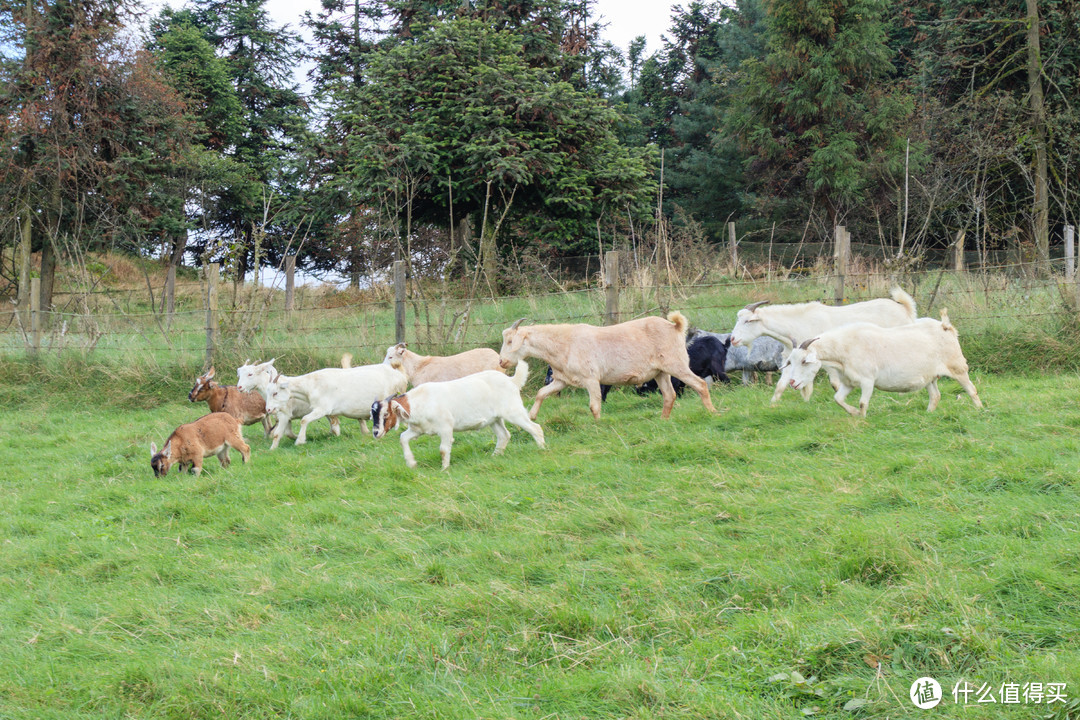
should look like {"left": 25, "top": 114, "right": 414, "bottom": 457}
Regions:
{"left": 158, "top": 0, "right": 310, "bottom": 276}
{"left": 730, "top": 0, "right": 914, "bottom": 227}
{"left": 1, "top": 0, "right": 195, "bottom": 307}
{"left": 339, "top": 17, "right": 654, "bottom": 282}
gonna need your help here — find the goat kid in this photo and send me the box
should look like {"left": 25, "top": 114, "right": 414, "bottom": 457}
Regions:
{"left": 371, "top": 360, "right": 544, "bottom": 469}
{"left": 779, "top": 310, "right": 983, "bottom": 417}
{"left": 189, "top": 367, "right": 273, "bottom": 437}
{"left": 150, "top": 412, "right": 251, "bottom": 476}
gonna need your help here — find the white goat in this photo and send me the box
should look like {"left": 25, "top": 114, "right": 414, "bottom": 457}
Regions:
{"left": 262, "top": 361, "right": 408, "bottom": 446}
{"left": 498, "top": 312, "right": 714, "bottom": 420}
{"left": 239, "top": 359, "right": 352, "bottom": 448}
{"left": 371, "top": 361, "right": 544, "bottom": 469}
{"left": 381, "top": 343, "right": 503, "bottom": 385}
{"left": 731, "top": 287, "right": 918, "bottom": 403}
{"left": 778, "top": 310, "right": 983, "bottom": 417}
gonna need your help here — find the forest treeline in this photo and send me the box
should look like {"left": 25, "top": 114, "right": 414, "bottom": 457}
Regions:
{"left": 2, "top": 0, "right": 1078, "bottom": 304}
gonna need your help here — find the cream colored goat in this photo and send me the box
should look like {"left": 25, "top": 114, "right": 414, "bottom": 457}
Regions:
{"left": 382, "top": 342, "right": 503, "bottom": 385}
{"left": 499, "top": 311, "right": 715, "bottom": 420}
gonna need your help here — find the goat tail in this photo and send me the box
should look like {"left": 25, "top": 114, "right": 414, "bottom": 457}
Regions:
{"left": 510, "top": 360, "right": 530, "bottom": 389}
{"left": 889, "top": 286, "right": 917, "bottom": 320}
{"left": 341, "top": 353, "right": 353, "bottom": 369}
{"left": 667, "top": 311, "right": 689, "bottom": 336}
{"left": 940, "top": 307, "right": 956, "bottom": 333}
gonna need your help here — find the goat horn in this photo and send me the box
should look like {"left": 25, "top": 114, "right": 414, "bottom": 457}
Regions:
{"left": 799, "top": 338, "right": 818, "bottom": 350}
{"left": 509, "top": 317, "right": 526, "bottom": 330}
{"left": 744, "top": 300, "right": 770, "bottom": 312}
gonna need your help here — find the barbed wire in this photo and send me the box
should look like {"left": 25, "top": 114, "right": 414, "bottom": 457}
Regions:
{"left": 3, "top": 258, "right": 1077, "bottom": 359}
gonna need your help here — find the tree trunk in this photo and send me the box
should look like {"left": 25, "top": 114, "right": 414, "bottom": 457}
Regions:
{"left": 1026, "top": 0, "right": 1049, "bottom": 275}
{"left": 169, "top": 228, "right": 187, "bottom": 267}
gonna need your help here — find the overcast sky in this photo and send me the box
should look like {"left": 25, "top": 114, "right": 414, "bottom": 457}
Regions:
{"left": 247, "top": 0, "right": 685, "bottom": 59}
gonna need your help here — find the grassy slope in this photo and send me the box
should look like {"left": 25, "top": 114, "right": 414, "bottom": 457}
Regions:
{"left": 1, "top": 370, "right": 1078, "bottom": 719}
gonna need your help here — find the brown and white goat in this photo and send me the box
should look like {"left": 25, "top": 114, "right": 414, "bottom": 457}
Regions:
{"left": 150, "top": 412, "right": 251, "bottom": 476}
{"left": 189, "top": 367, "right": 273, "bottom": 437}
{"left": 499, "top": 311, "right": 715, "bottom": 420}
{"left": 381, "top": 343, "right": 503, "bottom": 386}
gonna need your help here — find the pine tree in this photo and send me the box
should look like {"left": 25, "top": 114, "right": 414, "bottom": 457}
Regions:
{"left": 730, "top": 0, "right": 914, "bottom": 227}
{"left": 1, "top": 0, "right": 196, "bottom": 307}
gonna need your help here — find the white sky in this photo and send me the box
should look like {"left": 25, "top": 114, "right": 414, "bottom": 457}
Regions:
{"left": 251, "top": 0, "right": 685, "bottom": 59}
{"left": 592, "top": 0, "right": 684, "bottom": 56}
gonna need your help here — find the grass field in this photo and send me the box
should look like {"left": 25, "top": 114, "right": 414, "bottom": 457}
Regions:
{"left": 2, "top": 361, "right": 1079, "bottom": 719}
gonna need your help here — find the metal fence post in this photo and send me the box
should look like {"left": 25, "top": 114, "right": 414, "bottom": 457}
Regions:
{"left": 604, "top": 250, "right": 620, "bottom": 326}
{"left": 205, "top": 262, "right": 219, "bottom": 368}
{"left": 29, "top": 276, "right": 40, "bottom": 356}
{"left": 394, "top": 260, "right": 406, "bottom": 344}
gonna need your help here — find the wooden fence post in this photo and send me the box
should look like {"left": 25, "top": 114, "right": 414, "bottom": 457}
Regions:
{"left": 165, "top": 264, "right": 176, "bottom": 329}
{"left": 728, "top": 221, "right": 738, "bottom": 275}
{"left": 29, "top": 276, "right": 40, "bottom": 356}
{"left": 604, "top": 250, "right": 620, "bottom": 326}
{"left": 205, "top": 262, "right": 219, "bottom": 369}
{"left": 954, "top": 230, "right": 966, "bottom": 273}
{"left": 393, "top": 260, "right": 406, "bottom": 344}
{"left": 284, "top": 255, "right": 296, "bottom": 315}
{"left": 18, "top": 209, "right": 31, "bottom": 324}
{"left": 834, "top": 225, "right": 849, "bottom": 304}
{"left": 1065, "top": 224, "right": 1075, "bottom": 282}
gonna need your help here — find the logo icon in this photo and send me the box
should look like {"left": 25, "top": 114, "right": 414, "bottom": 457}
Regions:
{"left": 911, "top": 677, "right": 942, "bottom": 709}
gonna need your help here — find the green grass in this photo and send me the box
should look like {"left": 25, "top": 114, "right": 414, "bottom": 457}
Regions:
{"left": 2, "top": 367, "right": 1079, "bottom": 719}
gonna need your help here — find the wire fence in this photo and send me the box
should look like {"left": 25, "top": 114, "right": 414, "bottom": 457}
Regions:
{"left": 2, "top": 248, "right": 1077, "bottom": 369}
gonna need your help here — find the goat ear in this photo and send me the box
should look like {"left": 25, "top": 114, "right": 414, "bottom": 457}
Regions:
{"left": 805, "top": 351, "right": 818, "bottom": 364}
{"left": 206, "top": 367, "right": 215, "bottom": 379}
{"left": 390, "top": 396, "right": 410, "bottom": 421}
{"left": 150, "top": 442, "right": 158, "bottom": 456}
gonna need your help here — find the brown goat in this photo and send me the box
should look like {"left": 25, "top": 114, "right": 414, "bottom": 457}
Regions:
{"left": 499, "top": 311, "right": 716, "bottom": 420}
{"left": 381, "top": 343, "right": 504, "bottom": 386}
{"left": 150, "top": 412, "right": 251, "bottom": 477}
{"left": 189, "top": 367, "right": 273, "bottom": 437}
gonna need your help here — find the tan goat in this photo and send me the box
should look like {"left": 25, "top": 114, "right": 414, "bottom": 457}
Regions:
{"left": 150, "top": 412, "right": 251, "bottom": 477}
{"left": 381, "top": 343, "right": 503, "bottom": 385}
{"left": 189, "top": 367, "right": 273, "bottom": 437}
{"left": 499, "top": 311, "right": 716, "bottom": 420}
